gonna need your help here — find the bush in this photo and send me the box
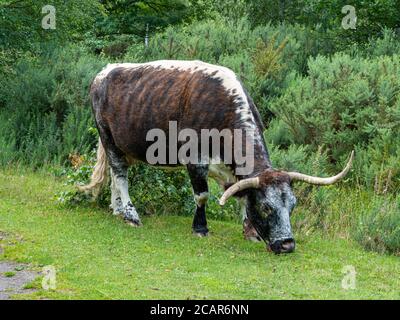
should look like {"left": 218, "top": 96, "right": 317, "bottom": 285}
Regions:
{"left": 58, "top": 151, "right": 240, "bottom": 222}
{"left": 2, "top": 12, "right": 400, "bottom": 242}
{"left": 267, "top": 143, "right": 335, "bottom": 231}
{"left": 362, "top": 29, "right": 400, "bottom": 58}
{"left": 0, "top": 45, "right": 105, "bottom": 167}
{"left": 123, "top": 18, "right": 340, "bottom": 123}
{"left": 269, "top": 53, "right": 400, "bottom": 190}
{"left": 354, "top": 196, "right": 400, "bottom": 255}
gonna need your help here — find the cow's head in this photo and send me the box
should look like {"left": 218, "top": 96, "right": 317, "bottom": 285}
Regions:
{"left": 219, "top": 151, "right": 354, "bottom": 254}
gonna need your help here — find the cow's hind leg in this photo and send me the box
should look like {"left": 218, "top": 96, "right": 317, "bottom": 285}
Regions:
{"left": 107, "top": 147, "right": 141, "bottom": 227}
{"left": 187, "top": 164, "right": 209, "bottom": 237}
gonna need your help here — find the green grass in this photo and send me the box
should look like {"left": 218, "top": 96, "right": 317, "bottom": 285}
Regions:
{"left": 0, "top": 169, "right": 399, "bottom": 299}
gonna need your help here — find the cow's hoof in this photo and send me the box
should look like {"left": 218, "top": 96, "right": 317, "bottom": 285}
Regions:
{"left": 125, "top": 219, "right": 142, "bottom": 227}
{"left": 193, "top": 231, "right": 208, "bottom": 237}
{"left": 113, "top": 209, "right": 124, "bottom": 216}
{"left": 192, "top": 226, "right": 209, "bottom": 237}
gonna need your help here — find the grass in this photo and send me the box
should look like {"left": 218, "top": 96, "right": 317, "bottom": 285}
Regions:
{"left": 0, "top": 168, "right": 399, "bottom": 299}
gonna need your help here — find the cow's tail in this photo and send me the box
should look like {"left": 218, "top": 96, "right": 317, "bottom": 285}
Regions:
{"left": 77, "top": 137, "right": 108, "bottom": 199}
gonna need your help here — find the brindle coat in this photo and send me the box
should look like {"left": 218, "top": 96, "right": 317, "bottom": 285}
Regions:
{"left": 88, "top": 60, "right": 293, "bottom": 244}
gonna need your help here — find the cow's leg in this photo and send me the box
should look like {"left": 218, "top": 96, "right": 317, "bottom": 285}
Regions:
{"left": 209, "top": 164, "right": 260, "bottom": 241}
{"left": 240, "top": 199, "right": 262, "bottom": 242}
{"left": 110, "top": 168, "right": 124, "bottom": 216}
{"left": 187, "top": 164, "right": 209, "bottom": 237}
{"left": 106, "top": 147, "right": 141, "bottom": 227}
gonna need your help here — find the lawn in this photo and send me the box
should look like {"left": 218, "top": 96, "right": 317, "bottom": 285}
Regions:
{"left": 0, "top": 169, "right": 399, "bottom": 299}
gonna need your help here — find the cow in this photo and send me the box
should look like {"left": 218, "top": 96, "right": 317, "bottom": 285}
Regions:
{"left": 79, "top": 60, "right": 354, "bottom": 254}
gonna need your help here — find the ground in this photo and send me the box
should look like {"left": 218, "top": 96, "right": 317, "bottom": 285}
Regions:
{"left": 0, "top": 169, "right": 399, "bottom": 299}
{"left": 0, "top": 260, "right": 38, "bottom": 300}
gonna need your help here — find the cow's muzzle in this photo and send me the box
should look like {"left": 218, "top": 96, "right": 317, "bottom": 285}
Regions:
{"left": 269, "top": 238, "right": 295, "bottom": 254}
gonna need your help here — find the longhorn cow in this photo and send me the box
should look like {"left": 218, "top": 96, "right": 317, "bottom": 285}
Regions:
{"left": 80, "top": 60, "right": 353, "bottom": 254}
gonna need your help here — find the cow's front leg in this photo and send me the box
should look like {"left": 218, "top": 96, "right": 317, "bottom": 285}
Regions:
{"left": 110, "top": 168, "right": 124, "bottom": 216}
{"left": 209, "top": 164, "right": 259, "bottom": 241}
{"left": 187, "top": 164, "right": 209, "bottom": 237}
{"left": 108, "top": 150, "right": 141, "bottom": 227}
{"left": 116, "top": 174, "right": 141, "bottom": 227}
{"left": 240, "top": 199, "right": 262, "bottom": 242}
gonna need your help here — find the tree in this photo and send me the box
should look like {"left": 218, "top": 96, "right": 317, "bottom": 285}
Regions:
{"left": 246, "top": 0, "right": 400, "bottom": 44}
{"left": 0, "top": 0, "right": 105, "bottom": 49}
{"left": 98, "top": 0, "right": 191, "bottom": 37}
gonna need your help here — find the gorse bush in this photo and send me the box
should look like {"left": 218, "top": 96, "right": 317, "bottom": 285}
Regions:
{"left": 0, "top": 45, "right": 105, "bottom": 167}
{"left": 58, "top": 150, "right": 240, "bottom": 222}
{"left": 354, "top": 196, "right": 400, "bottom": 255}
{"left": 4, "top": 17, "right": 397, "bottom": 168}
{"left": 1, "top": 11, "right": 400, "bottom": 255}
{"left": 269, "top": 53, "right": 400, "bottom": 191}
{"left": 362, "top": 29, "right": 400, "bottom": 58}
{"left": 123, "top": 18, "right": 340, "bottom": 122}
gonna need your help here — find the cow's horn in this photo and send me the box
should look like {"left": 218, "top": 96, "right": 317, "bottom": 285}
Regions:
{"left": 284, "top": 151, "right": 354, "bottom": 185}
{"left": 219, "top": 177, "right": 260, "bottom": 206}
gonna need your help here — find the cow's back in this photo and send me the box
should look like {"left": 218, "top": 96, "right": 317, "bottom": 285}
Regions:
{"left": 90, "top": 60, "right": 253, "bottom": 163}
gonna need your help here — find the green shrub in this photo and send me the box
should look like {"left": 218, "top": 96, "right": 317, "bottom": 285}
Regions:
{"left": 269, "top": 53, "right": 400, "bottom": 190}
{"left": 267, "top": 143, "right": 334, "bottom": 230}
{"left": 0, "top": 45, "right": 106, "bottom": 167}
{"left": 264, "top": 118, "right": 293, "bottom": 147}
{"left": 58, "top": 151, "right": 240, "bottom": 222}
{"left": 363, "top": 29, "right": 400, "bottom": 58}
{"left": 353, "top": 196, "right": 400, "bottom": 255}
{"left": 123, "top": 18, "right": 340, "bottom": 123}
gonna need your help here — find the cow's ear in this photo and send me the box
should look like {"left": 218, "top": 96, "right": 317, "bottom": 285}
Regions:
{"left": 223, "top": 183, "right": 248, "bottom": 198}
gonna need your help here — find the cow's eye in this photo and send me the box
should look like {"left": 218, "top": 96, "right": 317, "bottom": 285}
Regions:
{"left": 260, "top": 202, "right": 272, "bottom": 216}
{"left": 287, "top": 194, "right": 297, "bottom": 211}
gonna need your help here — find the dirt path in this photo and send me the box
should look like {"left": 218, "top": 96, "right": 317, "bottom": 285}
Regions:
{"left": 0, "top": 232, "right": 39, "bottom": 300}
{"left": 0, "top": 261, "right": 38, "bottom": 299}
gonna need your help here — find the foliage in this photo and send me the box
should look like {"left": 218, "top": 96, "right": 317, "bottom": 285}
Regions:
{"left": 99, "top": 0, "right": 190, "bottom": 37}
{"left": 57, "top": 149, "right": 240, "bottom": 222}
{"left": 354, "top": 196, "right": 400, "bottom": 255}
{"left": 0, "top": 0, "right": 103, "bottom": 50}
{"left": 0, "top": 45, "right": 105, "bottom": 167}
{"left": 252, "top": 35, "right": 288, "bottom": 79}
{"left": 246, "top": 0, "right": 400, "bottom": 46}
{"left": 361, "top": 28, "right": 400, "bottom": 57}
{"left": 2, "top": 1, "right": 400, "bottom": 258}
{"left": 269, "top": 53, "right": 400, "bottom": 190}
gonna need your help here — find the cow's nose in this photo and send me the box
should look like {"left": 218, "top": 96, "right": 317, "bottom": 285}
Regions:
{"left": 281, "top": 238, "right": 295, "bottom": 253}
{"left": 270, "top": 238, "right": 295, "bottom": 254}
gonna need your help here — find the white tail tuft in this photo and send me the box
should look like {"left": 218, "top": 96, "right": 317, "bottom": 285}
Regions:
{"left": 77, "top": 137, "right": 108, "bottom": 199}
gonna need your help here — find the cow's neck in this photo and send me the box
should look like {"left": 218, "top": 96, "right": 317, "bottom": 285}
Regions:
{"left": 230, "top": 91, "right": 273, "bottom": 180}
{"left": 233, "top": 131, "right": 272, "bottom": 180}
{"left": 251, "top": 134, "right": 272, "bottom": 175}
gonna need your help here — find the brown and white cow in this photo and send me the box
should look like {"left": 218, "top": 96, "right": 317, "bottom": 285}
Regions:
{"left": 79, "top": 60, "right": 353, "bottom": 254}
